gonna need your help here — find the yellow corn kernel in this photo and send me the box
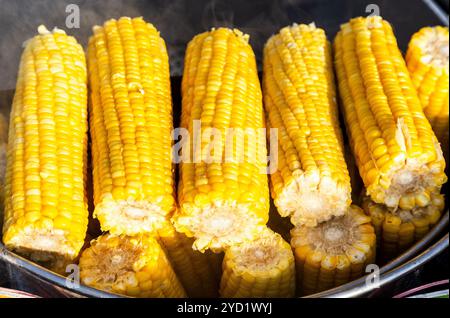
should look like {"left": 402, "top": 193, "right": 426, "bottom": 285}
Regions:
{"left": 263, "top": 23, "right": 352, "bottom": 227}
{"left": 87, "top": 17, "right": 175, "bottom": 236}
{"left": 79, "top": 234, "right": 186, "bottom": 298}
{"left": 173, "top": 28, "right": 270, "bottom": 252}
{"left": 334, "top": 17, "right": 447, "bottom": 211}
{"left": 291, "top": 205, "right": 376, "bottom": 296}
{"left": 2, "top": 25, "right": 88, "bottom": 273}
{"left": 220, "top": 228, "right": 295, "bottom": 298}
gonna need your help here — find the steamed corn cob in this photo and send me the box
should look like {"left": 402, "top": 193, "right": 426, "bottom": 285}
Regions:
{"left": 362, "top": 192, "right": 444, "bottom": 261}
{"left": 79, "top": 234, "right": 186, "bottom": 298}
{"left": 173, "top": 28, "right": 270, "bottom": 252}
{"left": 406, "top": 26, "right": 449, "bottom": 158}
{"left": 334, "top": 17, "right": 447, "bottom": 211}
{"left": 291, "top": 205, "right": 376, "bottom": 296}
{"left": 87, "top": 17, "right": 175, "bottom": 236}
{"left": 220, "top": 228, "right": 295, "bottom": 298}
{"left": 263, "top": 23, "right": 352, "bottom": 227}
{"left": 157, "top": 221, "right": 221, "bottom": 297}
{"left": 2, "top": 26, "right": 88, "bottom": 272}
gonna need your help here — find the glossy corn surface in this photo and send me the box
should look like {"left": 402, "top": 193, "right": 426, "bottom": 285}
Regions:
{"left": 2, "top": 26, "right": 88, "bottom": 272}
{"left": 173, "top": 28, "right": 270, "bottom": 252}
{"left": 88, "top": 17, "right": 175, "bottom": 236}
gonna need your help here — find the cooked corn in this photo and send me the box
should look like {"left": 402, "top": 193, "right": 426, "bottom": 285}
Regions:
{"left": 362, "top": 192, "right": 444, "bottom": 261}
{"left": 291, "top": 205, "right": 376, "bottom": 296}
{"left": 158, "top": 221, "right": 221, "bottom": 297}
{"left": 79, "top": 234, "right": 186, "bottom": 298}
{"left": 2, "top": 26, "right": 88, "bottom": 272}
{"left": 263, "top": 23, "right": 351, "bottom": 227}
{"left": 406, "top": 26, "right": 449, "bottom": 158}
{"left": 220, "top": 228, "right": 295, "bottom": 298}
{"left": 88, "top": 17, "right": 175, "bottom": 236}
{"left": 334, "top": 16, "right": 447, "bottom": 211}
{"left": 173, "top": 28, "right": 270, "bottom": 252}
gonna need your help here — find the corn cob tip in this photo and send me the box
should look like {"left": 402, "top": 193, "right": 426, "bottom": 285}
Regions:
{"left": 37, "top": 25, "right": 66, "bottom": 35}
{"left": 409, "top": 26, "right": 449, "bottom": 68}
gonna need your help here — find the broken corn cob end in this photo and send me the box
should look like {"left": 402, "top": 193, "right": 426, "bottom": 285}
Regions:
{"left": 291, "top": 205, "right": 376, "bottom": 296}
{"left": 79, "top": 234, "right": 186, "bottom": 298}
{"left": 220, "top": 228, "right": 295, "bottom": 298}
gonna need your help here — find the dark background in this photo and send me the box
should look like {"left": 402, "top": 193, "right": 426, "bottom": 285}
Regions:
{"left": 0, "top": 0, "right": 447, "bottom": 89}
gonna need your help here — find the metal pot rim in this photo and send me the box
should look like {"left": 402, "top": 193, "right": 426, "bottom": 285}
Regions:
{"left": 1, "top": 211, "right": 448, "bottom": 298}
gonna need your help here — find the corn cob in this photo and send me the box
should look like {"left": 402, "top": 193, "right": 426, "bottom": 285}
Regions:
{"left": 291, "top": 205, "right": 376, "bottom": 296}
{"left": 263, "top": 23, "right": 351, "bottom": 227}
{"left": 2, "top": 26, "right": 88, "bottom": 272}
{"left": 406, "top": 26, "right": 449, "bottom": 158}
{"left": 157, "top": 221, "right": 221, "bottom": 297}
{"left": 220, "top": 228, "right": 295, "bottom": 298}
{"left": 334, "top": 16, "right": 447, "bottom": 211}
{"left": 362, "top": 192, "right": 444, "bottom": 261}
{"left": 173, "top": 28, "right": 270, "bottom": 252}
{"left": 87, "top": 17, "right": 175, "bottom": 236}
{"left": 79, "top": 234, "right": 186, "bottom": 298}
